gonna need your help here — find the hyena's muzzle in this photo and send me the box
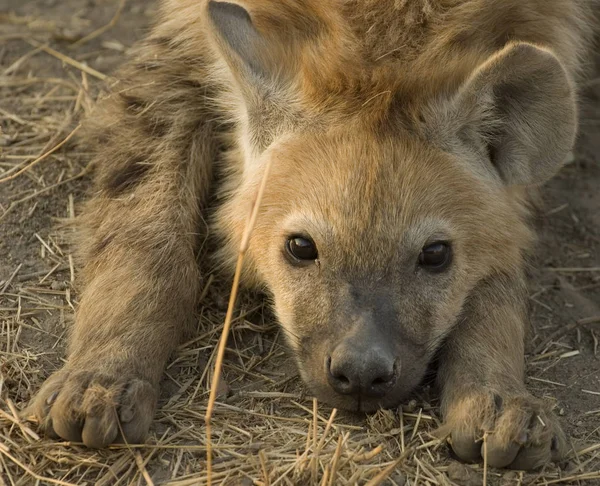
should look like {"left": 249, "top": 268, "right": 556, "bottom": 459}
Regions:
{"left": 296, "top": 289, "right": 435, "bottom": 412}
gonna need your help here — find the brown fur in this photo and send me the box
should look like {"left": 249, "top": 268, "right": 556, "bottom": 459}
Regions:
{"left": 29, "top": 0, "right": 595, "bottom": 468}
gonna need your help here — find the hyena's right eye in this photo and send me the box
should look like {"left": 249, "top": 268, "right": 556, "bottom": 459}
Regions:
{"left": 285, "top": 235, "right": 318, "bottom": 265}
{"left": 418, "top": 241, "right": 452, "bottom": 272}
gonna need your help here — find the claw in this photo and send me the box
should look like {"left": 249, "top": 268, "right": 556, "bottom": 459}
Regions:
{"left": 493, "top": 394, "right": 503, "bottom": 412}
{"left": 46, "top": 391, "right": 59, "bottom": 406}
{"left": 516, "top": 431, "right": 528, "bottom": 445}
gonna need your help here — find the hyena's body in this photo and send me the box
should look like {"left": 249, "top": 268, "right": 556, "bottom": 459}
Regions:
{"left": 30, "top": 0, "right": 595, "bottom": 469}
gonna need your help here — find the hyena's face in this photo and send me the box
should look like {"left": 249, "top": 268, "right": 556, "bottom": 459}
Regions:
{"left": 207, "top": 1, "right": 575, "bottom": 411}
{"left": 236, "top": 131, "right": 528, "bottom": 411}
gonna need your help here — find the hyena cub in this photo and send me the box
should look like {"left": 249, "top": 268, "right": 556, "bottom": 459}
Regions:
{"left": 29, "top": 0, "right": 594, "bottom": 470}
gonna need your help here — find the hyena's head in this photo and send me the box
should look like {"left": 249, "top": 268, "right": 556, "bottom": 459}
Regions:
{"left": 206, "top": 1, "right": 577, "bottom": 411}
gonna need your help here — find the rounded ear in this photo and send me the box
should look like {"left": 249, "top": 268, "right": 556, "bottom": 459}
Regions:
{"left": 431, "top": 42, "right": 577, "bottom": 186}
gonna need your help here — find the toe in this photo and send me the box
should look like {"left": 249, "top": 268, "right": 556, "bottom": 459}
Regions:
{"left": 37, "top": 392, "right": 62, "bottom": 440}
{"left": 79, "top": 376, "right": 124, "bottom": 447}
{"left": 115, "top": 380, "right": 157, "bottom": 444}
{"left": 117, "top": 417, "right": 152, "bottom": 444}
{"left": 45, "top": 371, "right": 92, "bottom": 442}
{"left": 483, "top": 434, "right": 521, "bottom": 468}
{"left": 508, "top": 419, "right": 565, "bottom": 470}
{"left": 509, "top": 443, "right": 550, "bottom": 470}
{"left": 451, "top": 432, "right": 482, "bottom": 463}
{"left": 44, "top": 418, "right": 61, "bottom": 440}
{"left": 82, "top": 411, "right": 119, "bottom": 448}
{"left": 119, "top": 380, "right": 156, "bottom": 422}
{"left": 25, "top": 372, "right": 65, "bottom": 424}
{"left": 551, "top": 431, "right": 568, "bottom": 462}
{"left": 51, "top": 407, "right": 84, "bottom": 442}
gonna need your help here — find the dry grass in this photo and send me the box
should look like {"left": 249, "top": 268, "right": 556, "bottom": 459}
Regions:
{"left": 1, "top": 3, "right": 600, "bottom": 485}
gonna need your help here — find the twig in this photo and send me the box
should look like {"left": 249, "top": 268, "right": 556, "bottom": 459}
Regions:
{"left": 544, "top": 472, "right": 600, "bottom": 484}
{"left": 0, "top": 447, "right": 77, "bottom": 486}
{"left": 482, "top": 432, "right": 488, "bottom": 486}
{"left": 311, "top": 408, "right": 338, "bottom": 476}
{"left": 327, "top": 434, "right": 346, "bottom": 486}
{"left": 0, "top": 167, "right": 90, "bottom": 223}
{"left": 25, "top": 39, "right": 107, "bottom": 80}
{"left": 2, "top": 44, "right": 45, "bottom": 76}
{"left": 315, "top": 408, "right": 338, "bottom": 454}
{"left": 0, "top": 264, "right": 22, "bottom": 294}
{"left": 312, "top": 398, "right": 318, "bottom": 482}
{"left": 0, "top": 407, "right": 39, "bottom": 441}
{"left": 534, "top": 315, "right": 600, "bottom": 354}
{"left": 0, "top": 124, "right": 81, "bottom": 183}
{"left": 134, "top": 451, "right": 155, "bottom": 486}
{"left": 204, "top": 153, "right": 275, "bottom": 485}
{"left": 363, "top": 449, "right": 412, "bottom": 486}
{"left": 352, "top": 445, "right": 384, "bottom": 462}
{"left": 70, "top": 0, "right": 127, "bottom": 48}
{"left": 258, "top": 450, "right": 270, "bottom": 486}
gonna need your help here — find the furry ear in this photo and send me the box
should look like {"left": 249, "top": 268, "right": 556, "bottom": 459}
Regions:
{"left": 206, "top": 1, "right": 300, "bottom": 97}
{"left": 207, "top": 2, "right": 267, "bottom": 82}
{"left": 430, "top": 42, "right": 577, "bottom": 186}
{"left": 207, "top": 1, "right": 324, "bottom": 152}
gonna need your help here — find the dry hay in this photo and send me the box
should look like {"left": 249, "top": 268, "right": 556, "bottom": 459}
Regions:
{"left": 1, "top": 3, "right": 600, "bottom": 485}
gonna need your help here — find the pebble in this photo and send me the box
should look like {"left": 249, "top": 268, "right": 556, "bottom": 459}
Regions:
{"left": 51, "top": 281, "right": 66, "bottom": 291}
{"left": 447, "top": 462, "right": 483, "bottom": 486}
{"left": 500, "top": 471, "right": 520, "bottom": 485}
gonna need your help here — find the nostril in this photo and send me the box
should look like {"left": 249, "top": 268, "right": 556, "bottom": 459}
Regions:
{"left": 371, "top": 368, "right": 395, "bottom": 387}
{"left": 326, "top": 355, "right": 355, "bottom": 395}
{"left": 327, "top": 355, "right": 350, "bottom": 383}
{"left": 372, "top": 375, "right": 390, "bottom": 386}
{"left": 368, "top": 361, "right": 397, "bottom": 396}
{"left": 336, "top": 374, "right": 350, "bottom": 385}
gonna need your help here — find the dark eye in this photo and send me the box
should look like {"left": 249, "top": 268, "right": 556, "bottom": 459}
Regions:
{"left": 418, "top": 241, "right": 452, "bottom": 272}
{"left": 285, "top": 235, "right": 318, "bottom": 264}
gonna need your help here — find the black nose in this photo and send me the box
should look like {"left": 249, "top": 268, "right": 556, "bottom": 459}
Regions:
{"left": 326, "top": 344, "right": 397, "bottom": 399}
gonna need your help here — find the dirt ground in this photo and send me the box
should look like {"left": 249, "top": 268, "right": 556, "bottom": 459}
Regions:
{"left": 0, "top": 1, "right": 599, "bottom": 485}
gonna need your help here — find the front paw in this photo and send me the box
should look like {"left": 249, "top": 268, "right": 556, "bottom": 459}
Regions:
{"left": 26, "top": 365, "right": 158, "bottom": 448}
{"left": 439, "top": 389, "right": 566, "bottom": 470}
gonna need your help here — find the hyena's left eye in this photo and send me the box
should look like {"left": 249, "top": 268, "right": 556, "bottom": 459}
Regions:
{"left": 418, "top": 241, "right": 452, "bottom": 272}
{"left": 285, "top": 235, "right": 318, "bottom": 264}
